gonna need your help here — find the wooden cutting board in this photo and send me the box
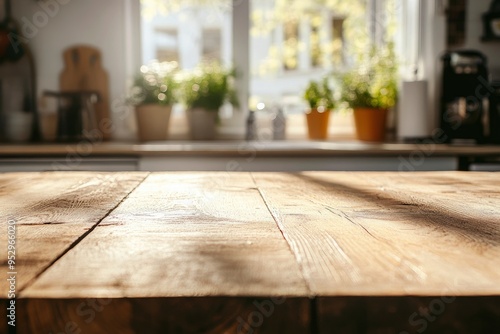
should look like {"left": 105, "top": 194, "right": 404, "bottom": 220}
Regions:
{"left": 60, "top": 45, "right": 111, "bottom": 140}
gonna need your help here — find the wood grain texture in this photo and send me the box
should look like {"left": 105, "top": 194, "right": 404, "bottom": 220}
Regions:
{"left": 15, "top": 298, "right": 309, "bottom": 334}
{"left": 252, "top": 172, "right": 500, "bottom": 296}
{"left": 0, "top": 172, "right": 148, "bottom": 292}
{"left": 3, "top": 171, "right": 500, "bottom": 333}
{"left": 22, "top": 173, "right": 308, "bottom": 298}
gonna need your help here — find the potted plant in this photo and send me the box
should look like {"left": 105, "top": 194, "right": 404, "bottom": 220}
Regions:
{"left": 337, "top": 44, "right": 398, "bottom": 142}
{"left": 304, "top": 78, "right": 335, "bottom": 140}
{"left": 129, "top": 60, "right": 178, "bottom": 142}
{"left": 180, "top": 63, "right": 238, "bottom": 140}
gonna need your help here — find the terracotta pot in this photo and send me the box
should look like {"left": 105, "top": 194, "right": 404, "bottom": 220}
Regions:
{"left": 353, "top": 108, "right": 388, "bottom": 142}
{"left": 135, "top": 104, "right": 172, "bottom": 142}
{"left": 187, "top": 108, "right": 218, "bottom": 140}
{"left": 305, "top": 108, "right": 331, "bottom": 140}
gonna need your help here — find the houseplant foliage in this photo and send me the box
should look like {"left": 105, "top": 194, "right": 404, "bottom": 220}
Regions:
{"left": 303, "top": 78, "right": 335, "bottom": 140}
{"left": 129, "top": 60, "right": 178, "bottom": 141}
{"left": 129, "top": 60, "right": 178, "bottom": 107}
{"left": 181, "top": 62, "right": 238, "bottom": 111}
{"left": 304, "top": 78, "right": 335, "bottom": 110}
{"left": 337, "top": 43, "right": 398, "bottom": 142}
{"left": 180, "top": 62, "right": 238, "bottom": 140}
{"left": 338, "top": 45, "right": 398, "bottom": 110}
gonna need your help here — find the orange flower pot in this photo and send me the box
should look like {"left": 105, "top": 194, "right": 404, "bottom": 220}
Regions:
{"left": 353, "top": 108, "right": 388, "bottom": 142}
{"left": 305, "top": 108, "right": 331, "bottom": 140}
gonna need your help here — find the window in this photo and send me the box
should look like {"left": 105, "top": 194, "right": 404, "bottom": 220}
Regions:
{"left": 139, "top": 0, "right": 408, "bottom": 137}
{"left": 141, "top": 2, "right": 232, "bottom": 70}
{"left": 283, "top": 19, "right": 299, "bottom": 71}
{"left": 310, "top": 15, "right": 324, "bottom": 68}
{"left": 154, "top": 28, "right": 179, "bottom": 63}
{"left": 202, "top": 28, "right": 223, "bottom": 63}
{"left": 249, "top": 0, "right": 399, "bottom": 115}
{"left": 331, "top": 17, "right": 345, "bottom": 66}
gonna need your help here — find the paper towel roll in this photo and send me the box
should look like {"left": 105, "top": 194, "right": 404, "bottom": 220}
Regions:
{"left": 398, "top": 80, "right": 429, "bottom": 140}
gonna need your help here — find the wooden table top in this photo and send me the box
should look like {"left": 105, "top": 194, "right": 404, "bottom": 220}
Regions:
{"left": 1, "top": 171, "right": 500, "bottom": 333}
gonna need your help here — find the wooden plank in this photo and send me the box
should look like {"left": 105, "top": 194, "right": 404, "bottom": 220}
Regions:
{"left": 252, "top": 172, "right": 500, "bottom": 296}
{"left": 22, "top": 173, "right": 308, "bottom": 297}
{"left": 19, "top": 172, "right": 309, "bottom": 333}
{"left": 0, "top": 172, "right": 148, "bottom": 292}
{"left": 16, "top": 297, "right": 309, "bottom": 334}
{"left": 353, "top": 172, "right": 500, "bottom": 268}
{"left": 253, "top": 172, "right": 500, "bottom": 331}
{"left": 362, "top": 172, "right": 500, "bottom": 217}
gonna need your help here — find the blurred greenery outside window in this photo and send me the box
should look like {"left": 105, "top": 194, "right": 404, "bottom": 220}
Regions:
{"left": 141, "top": 0, "right": 400, "bottom": 117}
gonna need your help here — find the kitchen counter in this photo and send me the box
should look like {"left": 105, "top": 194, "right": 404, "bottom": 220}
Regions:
{"left": 1, "top": 171, "right": 500, "bottom": 333}
{"left": 2, "top": 141, "right": 500, "bottom": 172}
{"left": 1, "top": 141, "right": 500, "bottom": 157}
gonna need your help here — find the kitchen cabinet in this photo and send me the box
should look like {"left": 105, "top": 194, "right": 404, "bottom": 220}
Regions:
{"left": 139, "top": 156, "right": 457, "bottom": 172}
{"left": 0, "top": 157, "right": 138, "bottom": 172}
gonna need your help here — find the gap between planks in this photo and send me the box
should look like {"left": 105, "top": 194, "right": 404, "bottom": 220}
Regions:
{"left": 250, "top": 172, "right": 314, "bottom": 297}
{"left": 19, "top": 172, "right": 151, "bottom": 294}
{"left": 246, "top": 173, "right": 320, "bottom": 334}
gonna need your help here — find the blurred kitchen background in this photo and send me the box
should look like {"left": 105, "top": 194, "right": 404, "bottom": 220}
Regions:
{"left": 0, "top": 0, "right": 500, "bottom": 172}
{"left": 1, "top": 0, "right": 499, "bottom": 139}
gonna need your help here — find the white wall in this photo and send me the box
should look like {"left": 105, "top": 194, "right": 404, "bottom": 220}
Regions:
{"left": 12, "top": 0, "right": 140, "bottom": 140}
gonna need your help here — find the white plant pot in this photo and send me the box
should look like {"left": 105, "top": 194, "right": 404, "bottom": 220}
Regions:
{"left": 3, "top": 111, "right": 34, "bottom": 143}
{"left": 187, "top": 108, "right": 218, "bottom": 140}
{"left": 135, "top": 104, "right": 172, "bottom": 142}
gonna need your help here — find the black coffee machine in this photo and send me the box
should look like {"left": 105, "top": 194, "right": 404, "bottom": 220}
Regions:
{"left": 490, "top": 81, "right": 500, "bottom": 144}
{"left": 440, "top": 50, "right": 489, "bottom": 143}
